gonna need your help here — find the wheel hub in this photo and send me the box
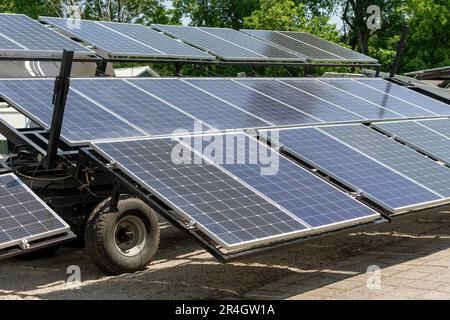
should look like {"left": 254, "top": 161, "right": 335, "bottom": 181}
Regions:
{"left": 114, "top": 215, "right": 147, "bottom": 257}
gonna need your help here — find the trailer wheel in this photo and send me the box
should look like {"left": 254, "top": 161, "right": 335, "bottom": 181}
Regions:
{"left": 85, "top": 196, "right": 160, "bottom": 275}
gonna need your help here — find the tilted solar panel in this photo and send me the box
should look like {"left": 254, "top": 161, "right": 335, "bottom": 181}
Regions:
{"left": 242, "top": 29, "right": 345, "bottom": 62}
{"left": 322, "top": 124, "right": 450, "bottom": 198}
{"left": 320, "top": 79, "right": 438, "bottom": 118}
{"left": 128, "top": 79, "right": 271, "bottom": 130}
{"left": 0, "top": 79, "right": 146, "bottom": 144}
{"left": 0, "top": 14, "right": 92, "bottom": 57}
{"left": 152, "top": 25, "right": 305, "bottom": 62}
{"left": 0, "top": 173, "right": 70, "bottom": 250}
{"left": 92, "top": 138, "right": 311, "bottom": 249}
{"left": 373, "top": 121, "right": 450, "bottom": 165}
{"left": 235, "top": 79, "right": 363, "bottom": 123}
{"left": 71, "top": 79, "right": 210, "bottom": 136}
{"left": 184, "top": 133, "right": 379, "bottom": 229}
{"left": 355, "top": 79, "right": 450, "bottom": 116}
{"left": 185, "top": 79, "right": 320, "bottom": 126}
{"left": 260, "top": 127, "right": 444, "bottom": 213}
{"left": 279, "top": 31, "right": 377, "bottom": 62}
{"left": 281, "top": 79, "right": 404, "bottom": 121}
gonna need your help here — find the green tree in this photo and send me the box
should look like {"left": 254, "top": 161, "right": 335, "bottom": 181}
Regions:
{"left": 173, "top": 0, "right": 259, "bottom": 28}
{"left": 244, "top": 0, "right": 340, "bottom": 42}
{"left": 0, "top": 0, "right": 62, "bottom": 18}
{"left": 401, "top": 0, "right": 450, "bottom": 72}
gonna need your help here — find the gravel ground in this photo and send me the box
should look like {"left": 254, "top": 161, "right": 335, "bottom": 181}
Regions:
{"left": 1, "top": 205, "right": 449, "bottom": 300}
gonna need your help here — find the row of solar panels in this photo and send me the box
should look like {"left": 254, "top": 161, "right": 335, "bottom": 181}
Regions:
{"left": 0, "top": 78, "right": 448, "bottom": 146}
{"left": 3, "top": 119, "right": 450, "bottom": 252}
{"left": 90, "top": 118, "right": 450, "bottom": 249}
{"left": 0, "top": 13, "right": 376, "bottom": 63}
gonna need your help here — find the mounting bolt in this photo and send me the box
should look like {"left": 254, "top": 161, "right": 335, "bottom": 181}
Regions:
{"left": 20, "top": 239, "right": 30, "bottom": 250}
{"left": 187, "top": 220, "right": 197, "bottom": 230}
{"left": 107, "top": 161, "right": 118, "bottom": 170}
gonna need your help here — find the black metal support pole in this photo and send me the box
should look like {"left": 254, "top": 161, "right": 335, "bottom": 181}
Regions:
{"left": 45, "top": 50, "right": 74, "bottom": 170}
{"left": 390, "top": 25, "right": 410, "bottom": 78}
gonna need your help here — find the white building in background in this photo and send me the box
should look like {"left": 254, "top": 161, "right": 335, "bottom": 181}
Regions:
{"left": 114, "top": 66, "right": 160, "bottom": 78}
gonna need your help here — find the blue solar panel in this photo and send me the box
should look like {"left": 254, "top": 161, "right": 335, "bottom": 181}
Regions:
{"left": 419, "top": 119, "right": 450, "bottom": 138}
{"left": 184, "top": 133, "right": 379, "bottom": 229}
{"left": 320, "top": 79, "right": 437, "bottom": 118}
{"left": 153, "top": 25, "right": 305, "bottom": 62}
{"left": 356, "top": 79, "right": 450, "bottom": 116}
{"left": 0, "top": 79, "right": 146, "bottom": 144}
{"left": 236, "top": 80, "right": 363, "bottom": 123}
{"left": 128, "top": 79, "right": 271, "bottom": 130}
{"left": 92, "top": 138, "right": 310, "bottom": 249}
{"left": 0, "top": 14, "right": 92, "bottom": 56}
{"left": 261, "top": 127, "right": 443, "bottom": 212}
{"left": 71, "top": 79, "right": 210, "bottom": 136}
{"left": 0, "top": 173, "right": 70, "bottom": 250}
{"left": 185, "top": 79, "right": 320, "bottom": 126}
{"left": 374, "top": 121, "right": 450, "bottom": 165}
{"left": 323, "top": 124, "right": 450, "bottom": 198}
{"left": 41, "top": 17, "right": 163, "bottom": 57}
{"left": 281, "top": 79, "right": 403, "bottom": 120}
{"left": 96, "top": 21, "right": 214, "bottom": 60}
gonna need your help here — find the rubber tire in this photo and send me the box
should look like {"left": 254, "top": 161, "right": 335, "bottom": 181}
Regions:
{"left": 85, "top": 196, "right": 160, "bottom": 275}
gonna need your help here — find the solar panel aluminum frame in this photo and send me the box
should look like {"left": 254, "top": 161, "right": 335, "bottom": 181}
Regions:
{"left": 39, "top": 17, "right": 216, "bottom": 62}
{"left": 151, "top": 25, "right": 307, "bottom": 63}
{"left": 90, "top": 136, "right": 316, "bottom": 251}
{"left": 0, "top": 173, "right": 72, "bottom": 251}
{"left": 371, "top": 120, "right": 450, "bottom": 166}
{"left": 258, "top": 126, "right": 449, "bottom": 214}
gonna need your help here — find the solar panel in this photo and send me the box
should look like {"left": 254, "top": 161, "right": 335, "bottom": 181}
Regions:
{"left": 96, "top": 21, "right": 214, "bottom": 60}
{"left": 0, "top": 79, "right": 146, "bottom": 144}
{"left": 236, "top": 79, "right": 363, "bottom": 122}
{"left": 419, "top": 119, "right": 450, "bottom": 138}
{"left": 242, "top": 29, "right": 345, "bottom": 62}
{"left": 355, "top": 79, "right": 450, "bottom": 116}
{"left": 0, "top": 14, "right": 92, "bottom": 57}
{"left": 320, "top": 79, "right": 438, "bottom": 118}
{"left": 128, "top": 79, "right": 271, "bottom": 130}
{"left": 260, "top": 127, "right": 443, "bottom": 212}
{"left": 184, "top": 133, "right": 379, "bottom": 229}
{"left": 71, "top": 79, "right": 210, "bottom": 136}
{"left": 0, "top": 173, "right": 70, "bottom": 250}
{"left": 279, "top": 31, "right": 377, "bottom": 63}
{"left": 373, "top": 121, "right": 450, "bottom": 165}
{"left": 185, "top": 79, "right": 320, "bottom": 126}
{"left": 322, "top": 124, "right": 450, "bottom": 198}
{"left": 152, "top": 25, "right": 305, "bottom": 62}
{"left": 92, "top": 138, "right": 310, "bottom": 249}
{"left": 281, "top": 79, "right": 404, "bottom": 120}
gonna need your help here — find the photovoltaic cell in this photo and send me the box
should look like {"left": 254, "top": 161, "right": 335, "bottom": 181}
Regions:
{"left": 320, "top": 79, "right": 437, "bottom": 117}
{"left": 92, "top": 138, "right": 310, "bottom": 249}
{"left": 0, "top": 14, "right": 92, "bottom": 56}
{"left": 201, "top": 27, "right": 304, "bottom": 61}
{"left": 71, "top": 79, "right": 210, "bottom": 136}
{"left": 95, "top": 21, "right": 214, "bottom": 60}
{"left": 262, "top": 127, "right": 442, "bottom": 212}
{"left": 152, "top": 25, "right": 305, "bottom": 62}
{"left": 322, "top": 124, "right": 450, "bottom": 198}
{"left": 374, "top": 121, "right": 450, "bottom": 165}
{"left": 128, "top": 79, "right": 270, "bottom": 130}
{"left": 0, "top": 173, "right": 69, "bottom": 250}
{"left": 280, "top": 31, "right": 377, "bottom": 62}
{"left": 236, "top": 79, "right": 363, "bottom": 122}
{"left": 184, "top": 133, "right": 379, "bottom": 229}
{"left": 356, "top": 79, "right": 450, "bottom": 116}
{"left": 41, "top": 17, "right": 164, "bottom": 57}
{"left": 242, "top": 29, "right": 344, "bottom": 61}
{"left": 281, "top": 79, "right": 403, "bottom": 120}
{"left": 419, "top": 119, "right": 450, "bottom": 138}
{"left": 185, "top": 79, "right": 320, "bottom": 126}
{"left": 0, "top": 79, "right": 145, "bottom": 144}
